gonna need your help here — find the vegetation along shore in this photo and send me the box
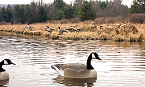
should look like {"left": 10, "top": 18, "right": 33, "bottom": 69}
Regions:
{"left": 0, "top": 22, "right": 144, "bottom": 42}
{"left": 0, "top": 0, "right": 145, "bottom": 42}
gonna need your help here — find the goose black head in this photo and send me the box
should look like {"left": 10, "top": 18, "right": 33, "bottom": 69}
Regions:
{"left": 89, "top": 52, "right": 102, "bottom": 60}
{"left": 58, "top": 26, "right": 60, "bottom": 29}
{"left": 1, "top": 59, "right": 16, "bottom": 65}
{"left": 87, "top": 52, "right": 101, "bottom": 70}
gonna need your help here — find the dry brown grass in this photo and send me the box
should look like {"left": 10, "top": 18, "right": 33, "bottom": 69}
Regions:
{"left": 0, "top": 22, "right": 144, "bottom": 42}
{"left": 128, "top": 13, "right": 145, "bottom": 24}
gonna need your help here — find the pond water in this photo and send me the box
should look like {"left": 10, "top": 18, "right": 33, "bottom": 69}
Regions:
{"left": 0, "top": 32, "right": 145, "bottom": 87}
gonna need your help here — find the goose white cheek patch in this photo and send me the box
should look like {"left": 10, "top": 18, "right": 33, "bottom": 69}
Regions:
{"left": 4, "top": 60, "right": 9, "bottom": 65}
{"left": 92, "top": 53, "right": 96, "bottom": 59}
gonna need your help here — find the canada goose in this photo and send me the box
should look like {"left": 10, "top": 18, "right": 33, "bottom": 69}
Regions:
{"left": 0, "top": 59, "right": 15, "bottom": 80}
{"left": 100, "top": 25, "right": 104, "bottom": 29}
{"left": 91, "top": 22, "right": 95, "bottom": 25}
{"left": 44, "top": 26, "right": 55, "bottom": 33}
{"left": 44, "top": 26, "right": 49, "bottom": 31}
{"left": 27, "top": 24, "right": 33, "bottom": 30}
{"left": 58, "top": 26, "right": 68, "bottom": 35}
{"left": 75, "top": 29, "right": 83, "bottom": 32}
{"left": 51, "top": 52, "right": 101, "bottom": 78}
{"left": 66, "top": 28, "right": 76, "bottom": 32}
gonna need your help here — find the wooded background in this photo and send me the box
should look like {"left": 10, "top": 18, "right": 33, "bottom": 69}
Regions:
{"left": 0, "top": 0, "right": 144, "bottom": 24}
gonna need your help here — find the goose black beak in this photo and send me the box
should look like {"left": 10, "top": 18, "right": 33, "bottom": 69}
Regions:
{"left": 10, "top": 62, "right": 16, "bottom": 65}
{"left": 97, "top": 57, "right": 102, "bottom": 61}
{"left": 92, "top": 52, "right": 102, "bottom": 61}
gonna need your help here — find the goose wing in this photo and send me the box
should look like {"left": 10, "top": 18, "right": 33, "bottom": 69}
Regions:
{"left": 52, "top": 63, "right": 86, "bottom": 70}
{"left": 62, "top": 63, "right": 86, "bottom": 70}
{"left": 51, "top": 63, "right": 86, "bottom": 76}
{"left": 64, "top": 68, "right": 90, "bottom": 78}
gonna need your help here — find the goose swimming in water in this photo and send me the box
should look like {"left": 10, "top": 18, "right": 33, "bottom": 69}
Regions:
{"left": 0, "top": 59, "right": 15, "bottom": 80}
{"left": 51, "top": 52, "right": 101, "bottom": 78}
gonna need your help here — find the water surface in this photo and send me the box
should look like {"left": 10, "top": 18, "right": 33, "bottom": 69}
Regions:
{"left": 0, "top": 32, "right": 145, "bottom": 87}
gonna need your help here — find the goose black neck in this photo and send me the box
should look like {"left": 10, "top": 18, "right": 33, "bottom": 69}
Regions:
{"left": 87, "top": 56, "right": 94, "bottom": 70}
{"left": 0, "top": 62, "right": 5, "bottom": 72}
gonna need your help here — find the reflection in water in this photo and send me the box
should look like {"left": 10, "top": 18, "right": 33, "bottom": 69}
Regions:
{"left": 0, "top": 79, "right": 9, "bottom": 87}
{"left": 53, "top": 75, "right": 97, "bottom": 87}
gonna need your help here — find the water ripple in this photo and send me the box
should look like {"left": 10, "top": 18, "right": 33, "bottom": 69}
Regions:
{"left": 0, "top": 32, "right": 145, "bottom": 87}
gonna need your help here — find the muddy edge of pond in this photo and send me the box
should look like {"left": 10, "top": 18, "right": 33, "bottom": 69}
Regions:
{"left": 0, "top": 23, "right": 145, "bottom": 42}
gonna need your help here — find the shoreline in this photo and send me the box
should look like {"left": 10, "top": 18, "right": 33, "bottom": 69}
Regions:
{"left": 0, "top": 23, "right": 144, "bottom": 42}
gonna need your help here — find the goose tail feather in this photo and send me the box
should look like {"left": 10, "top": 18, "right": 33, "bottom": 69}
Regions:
{"left": 51, "top": 64, "right": 64, "bottom": 76}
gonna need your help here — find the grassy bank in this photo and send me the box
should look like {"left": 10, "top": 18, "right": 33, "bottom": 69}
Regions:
{"left": 0, "top": 22, "right": 144, "bottom": 42}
